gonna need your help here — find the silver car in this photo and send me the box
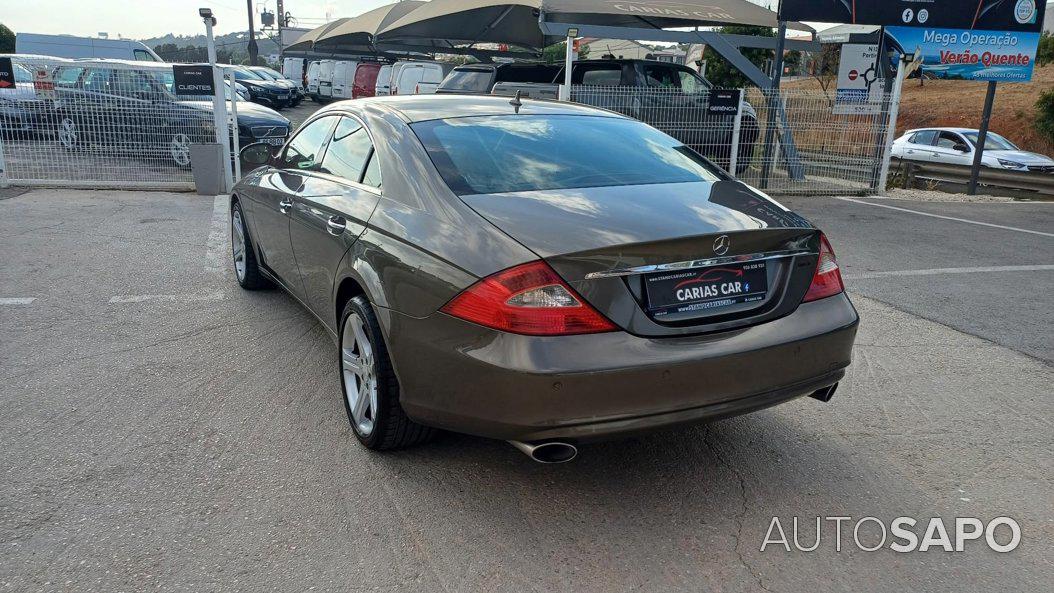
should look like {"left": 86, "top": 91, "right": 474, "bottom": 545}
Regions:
{"left": 892, "top": 127, "right": 1054, "bottom": 173}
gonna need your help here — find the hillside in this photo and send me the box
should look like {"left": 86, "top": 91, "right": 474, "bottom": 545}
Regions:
{"left": 787, "top": 65, "right": 1054, "bottom": 156}
{"left": 139, "top": 31, "right": 281, "bottom": 64}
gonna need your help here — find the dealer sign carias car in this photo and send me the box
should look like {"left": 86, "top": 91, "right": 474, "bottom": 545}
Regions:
{"left": 228, "top": 95, "right": 859, "bottom": 463}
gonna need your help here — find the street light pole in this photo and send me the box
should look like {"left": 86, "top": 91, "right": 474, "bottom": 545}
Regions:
{"left": 202, "top": 9, "right": 233, "bottom": 192}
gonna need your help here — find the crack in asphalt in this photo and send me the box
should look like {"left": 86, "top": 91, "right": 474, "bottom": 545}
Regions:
{"left": 703, "top": 425, "right": 773, "bottom": 593}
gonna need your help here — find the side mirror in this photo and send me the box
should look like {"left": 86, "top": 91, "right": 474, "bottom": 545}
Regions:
{"left": 953, "top": 143, "right": 970, "bottom": 153}
{"left": 240, "top": 142, "right": 273, "bottom": 170}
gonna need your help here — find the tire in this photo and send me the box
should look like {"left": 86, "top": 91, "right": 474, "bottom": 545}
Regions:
{"left": 230, "top": 200, "right": 271, "bottom": 290}
{"left": 339, "top": 295, "right": 435, "bottom": 450}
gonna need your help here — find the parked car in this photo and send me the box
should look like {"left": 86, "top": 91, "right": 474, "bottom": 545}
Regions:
{"left": 892, "top": 127, "right": 1054, "bottom": 173}
{"left": 352, "top": 62, "right": 381, "bottom": 99}
{"left": 230, "top": 66, "right": 293, "bottom": 109}
{"left": 282, "top": 57, "right": 307, "bottom": 92}
{"left": 374, "top": 64, "right": 393, "bottom": 96}
{"left": 316, "top": 60, "right": 337, "bottom": 101}
{"left": 438, "top": 59, "right": 759, "bottom": 173}
{"left": 50, "top": 62, "right": 291, "bottom": 167}
{"left": 0, "top": 60, "right": 56, "bottom": 138}
{"left": 248, "top": 66, "right": 303, "bottom": 107}
{"left": 16, "top": 32, "right": 162, "bottom": 61}
{"left": 230, "top": 95, "right": 857, "bottom": 462}
{"left": 306, "top": 61, "right": 322, "bottom": 100}
{"left": 390, "top": 61, "right": 454, "bottom": 95}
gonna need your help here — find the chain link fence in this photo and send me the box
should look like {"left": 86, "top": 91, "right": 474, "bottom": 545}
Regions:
{"left": 0, "top": 57, "right": 252, "bottom": 190}
{"left": 569, "top": 85, "right": 894, "bottom": 195}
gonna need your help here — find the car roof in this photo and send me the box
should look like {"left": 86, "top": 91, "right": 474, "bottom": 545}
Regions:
{"left": 319, "top": 94, "right": 626, "bottom": 123}
{"left": 908, "top": 127, "right": 977, "bottom": 134}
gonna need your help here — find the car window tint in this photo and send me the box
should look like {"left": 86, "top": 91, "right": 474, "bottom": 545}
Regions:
{"left": 282, "top": 116, "right": 337, "bottom": 170}
{"left": 643, "top": 66, "right": 679, "bottom": 88}
{"left": 361, "top": 152, "right": 382, "bottom": 188}
{"left": 412, "top": 114, "right": 722, "bottom": 195}
{"left": 319, "top": 117, "right": 373, "bottom": 182}
{"left": 83, "top": 69, "right": 113, "bottom": 93}
{"left": 112, "top": 70, "right": 157, "bottom": 97}
{"left": 936, "top": 132, "right": 963, "bottom": 149}
{"left": 576, "top": 66, "right": 620, "bottom": 85}
{"left": 54, "top": 67, "right": 84, "bottom": 87}
{"left": 133, "top": 49, "right": 154, "bottom": 61}
{"left": 911, "top": 130, "right": 937, "bottom": 145}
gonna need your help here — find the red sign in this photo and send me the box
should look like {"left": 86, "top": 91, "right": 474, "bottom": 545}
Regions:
{"left": 848, "top": 69, "right": 859, "bottom": 81}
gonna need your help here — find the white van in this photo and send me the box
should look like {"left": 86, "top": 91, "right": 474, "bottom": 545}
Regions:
{"left": 16, "top": 33, "right": 162, "bottom": 61}
{"left": 330, "top": 60, "right": 359, "bottom": 99}
{"left": 391, "top": 61, "right": 454, "bottom": 96}
{"left": 317, "top": 59, "right": 336, "bottom": 100}
{"left": 283, "top": 57, "right": 306, "bottom": 91}
{"left": 306, "top": 61, "right": 321, "bottom": 99}
{"left": 374, "top": 64, "right": 393, "bottom": 96}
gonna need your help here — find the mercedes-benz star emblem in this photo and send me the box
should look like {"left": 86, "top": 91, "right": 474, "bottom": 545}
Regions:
{"left": 713, "top": 235, "right": 730, "bottom": 255}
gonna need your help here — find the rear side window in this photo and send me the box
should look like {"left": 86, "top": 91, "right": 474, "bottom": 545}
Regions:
{"left": 440, "top": 68, "right": 494, "bottom": 92}
{"left": 412, "top": 115, "right": 721, "bottom": 195}
{"left": 575, "top": 66, "right": 621, "bottom": 85}
{"left": 54, "top": 67, "right": 84, "bottom": 87}
{"left": 496, "top": 65, "right": 559, "bottom": 83}
{"left": 910, "top": 130, "right": 937, "bottom": 145}
{"left": 282, "top": 116, "right": 338, "bottom": 170}
{"left": 319, "top": 117, "right": 374, "bottom": 182}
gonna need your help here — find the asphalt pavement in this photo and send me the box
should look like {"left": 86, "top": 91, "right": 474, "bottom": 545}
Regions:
{"left": 0, "top": 189, "right": 1052, "bottom": 592}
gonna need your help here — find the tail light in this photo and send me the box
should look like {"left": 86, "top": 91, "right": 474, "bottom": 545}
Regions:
{"left": 441, "top": 261, "right": 617, "bottom": 336}
{"left": 802, "top": 233, "right": 845, "bottom": 302}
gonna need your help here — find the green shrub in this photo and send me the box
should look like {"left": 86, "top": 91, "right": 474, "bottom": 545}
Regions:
{"left": 1037, "top": 89, "right": 1054, "bottom": 144}
{"left": 1038, "top": 33, "right": 1054, "bottom": 66}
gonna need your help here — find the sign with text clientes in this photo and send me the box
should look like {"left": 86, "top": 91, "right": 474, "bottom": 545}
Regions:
{"left": 834, "top": 44, "right": 882, "bottom": 115}
{"left": 780, "top": 0, "right": 1045, "bottom": 32}
{"left": 885, "top": 27, "right": 1040, "bottom": 82}
{"left": 172, "top": 64, "right": 215, "bottom": 95}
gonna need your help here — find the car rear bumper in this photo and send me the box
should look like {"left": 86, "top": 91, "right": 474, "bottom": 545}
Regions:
{"left": 382, "top": 292, "right": 859, "bottom": 442}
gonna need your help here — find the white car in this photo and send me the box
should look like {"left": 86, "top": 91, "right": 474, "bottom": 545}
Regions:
{"left": 892, "top": 127, "right": 1054, "bottom": 173}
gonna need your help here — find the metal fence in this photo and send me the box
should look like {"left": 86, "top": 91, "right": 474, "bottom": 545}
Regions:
{"left": 568, "top": 85, "right": 894, "bottom": 195}
{"left": 0, "top": 57, "right": 234, "bottom": 190}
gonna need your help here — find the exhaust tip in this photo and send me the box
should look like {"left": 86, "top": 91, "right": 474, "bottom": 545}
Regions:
{"left": 508, "top": 440, "right": 578, "bottom": 463}
{"left": 809, "top": 383, "right": 838, "bottom": 403}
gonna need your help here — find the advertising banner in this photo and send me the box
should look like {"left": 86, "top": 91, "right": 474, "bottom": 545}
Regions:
{"left": 834, "top": 44, "right": 883, "bottom": 115}
{"left": 0, "top": 58, "right": 14, "bottom": 89}
{"left": 780, "top": 0, "right": 1045, "bottom": 32}
{"left": 884, "top": 27, "right": 1040, "bottom": 82}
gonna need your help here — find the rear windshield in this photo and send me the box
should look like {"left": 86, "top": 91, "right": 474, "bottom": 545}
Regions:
{"left": 439, "top": 68, "right": 493, "bottom": 92}
{"left": 412, "top": 115, "right": 722, "bottom": 195}
{"left": 496, "top": 64, "right": 559, "bottom": 83}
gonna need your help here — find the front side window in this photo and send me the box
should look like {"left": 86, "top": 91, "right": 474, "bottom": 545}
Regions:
{"left": 281, "top": 116, "right": 338, "bottom": 170}
{"left": 412, "top": 114, "right": 722, "bottom": 195}
{"left": 133, "top": 49, "right": 156, "bottom": 61}
{"left": 83, "top": 68, "right": 114, "bottom": 93}
{"left": 319, "top": 117, "right": 374, "bottom": 182}
{"left": 54, "top": 67, "right": 85, "bottom": 87}
{"left": 936, "top": 131, "right": 966, "bottom": 150}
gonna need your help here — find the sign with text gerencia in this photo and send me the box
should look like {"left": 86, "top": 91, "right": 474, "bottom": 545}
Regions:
{"left": 885, "top": 27, "right": 1040, "bottom": 82}
{"left": 780, "top": 0, "right": 1045, "bottom": 32}
{"left": 834, "top": 44, "right": 882, "bottom": 115}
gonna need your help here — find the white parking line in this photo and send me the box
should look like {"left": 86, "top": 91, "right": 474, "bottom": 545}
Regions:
{"left": 845, "top": 264, "right": 1054, "bottom": 281}
{"left": 835, "top": 197, "right": 1054, "bottom": 238}
{"left": 204, "top": 194, "right": 229, "bottom": 275}
{"left": 109, "top": 293, "right": 225, "bottom": 304}
{"left": 0, "top": 297, "right": 36, "bottom": 305}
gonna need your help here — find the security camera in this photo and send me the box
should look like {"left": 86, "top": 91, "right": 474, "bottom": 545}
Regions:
{"left": 199, "top": 7, "right": 213, "bottom": 18}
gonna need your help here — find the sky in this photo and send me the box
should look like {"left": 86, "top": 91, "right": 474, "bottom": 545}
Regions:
{"left": 3, "top": 0, "right": 393, "bottom": 40}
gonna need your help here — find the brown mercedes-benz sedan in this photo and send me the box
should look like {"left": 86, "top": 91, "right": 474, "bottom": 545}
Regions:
{"left": 230, "top": 95, "right": 858, "bottom": 462}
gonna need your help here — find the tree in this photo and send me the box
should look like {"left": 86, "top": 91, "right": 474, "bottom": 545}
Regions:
{"left": 0, "top": 24, "right": 15, "bottom": 53}
{"left": 701, "top": 25, "right": 775, "bottom": 88}
{"left": 543, "top": 41, "right": 589, "bottom": 65}
{"left": 808, "top": 44, "right": 840, "bottom": 102}
{"left": 1038, "top": 32, "right": 1054, "bottom": 67}
{"left": 1036, "top": 89, "right": 1054, "bottom": 145}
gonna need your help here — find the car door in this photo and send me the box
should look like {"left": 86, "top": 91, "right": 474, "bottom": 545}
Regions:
{"left": 933, "top": 131, "right": 972, "bottom": 165}
{"left": 900, "top": 130, "right": 938, "bottom": 162}
{"left": 289, "top": 115, "right": 382, "bottom": 324}
{"left": 246, "top": 115, "right": 339, "bottom": 298}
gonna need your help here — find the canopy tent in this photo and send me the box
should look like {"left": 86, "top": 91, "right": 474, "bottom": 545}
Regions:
{"left": 312, "top": 1, "right": 428, "bottom": 52}
{"left": 377, "top": 0, "right": 812, "bottom": 51}
{"left": 285, "top": 18, "right": 353, "bottom": 53}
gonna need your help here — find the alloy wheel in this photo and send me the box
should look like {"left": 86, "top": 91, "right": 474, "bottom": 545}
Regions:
{"left": 231, "top": 208, "right": 247, "bottom": 282}
{"left": 170, "top": 133, "right": 191, "bottom": 166}
{"left": 342, "top": 312, "right": 378, "bottom": 437}
{"left": 58, "top": 118, "right": 77, "bottom": 149}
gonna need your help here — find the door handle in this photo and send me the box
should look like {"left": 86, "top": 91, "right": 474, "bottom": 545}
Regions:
{"left": 326, "top": 216, "right": 346, "bottom": 235}
{"left": 279, "top": 199, "right": 293, "bottom": 214}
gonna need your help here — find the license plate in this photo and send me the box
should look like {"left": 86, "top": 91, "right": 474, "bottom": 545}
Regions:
{"left": 644, "top": 261, "right": 768, "bottom": 317}
{"left": 277, "top": 93, "right": 288, "bottom": 100}
{"left": 260, "top": 137, "right": 285, "bottom": 146}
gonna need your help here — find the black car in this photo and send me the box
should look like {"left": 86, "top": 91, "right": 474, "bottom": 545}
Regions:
{"left": 50, "top": 62, "right": 291, "bottom": 167}
{"left": 230, "top": 67, "right": 293, "bottom": 110}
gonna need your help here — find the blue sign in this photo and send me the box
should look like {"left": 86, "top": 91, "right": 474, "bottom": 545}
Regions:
{"left": 885, "top": 26, "right": 1041, "bottom": 82}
